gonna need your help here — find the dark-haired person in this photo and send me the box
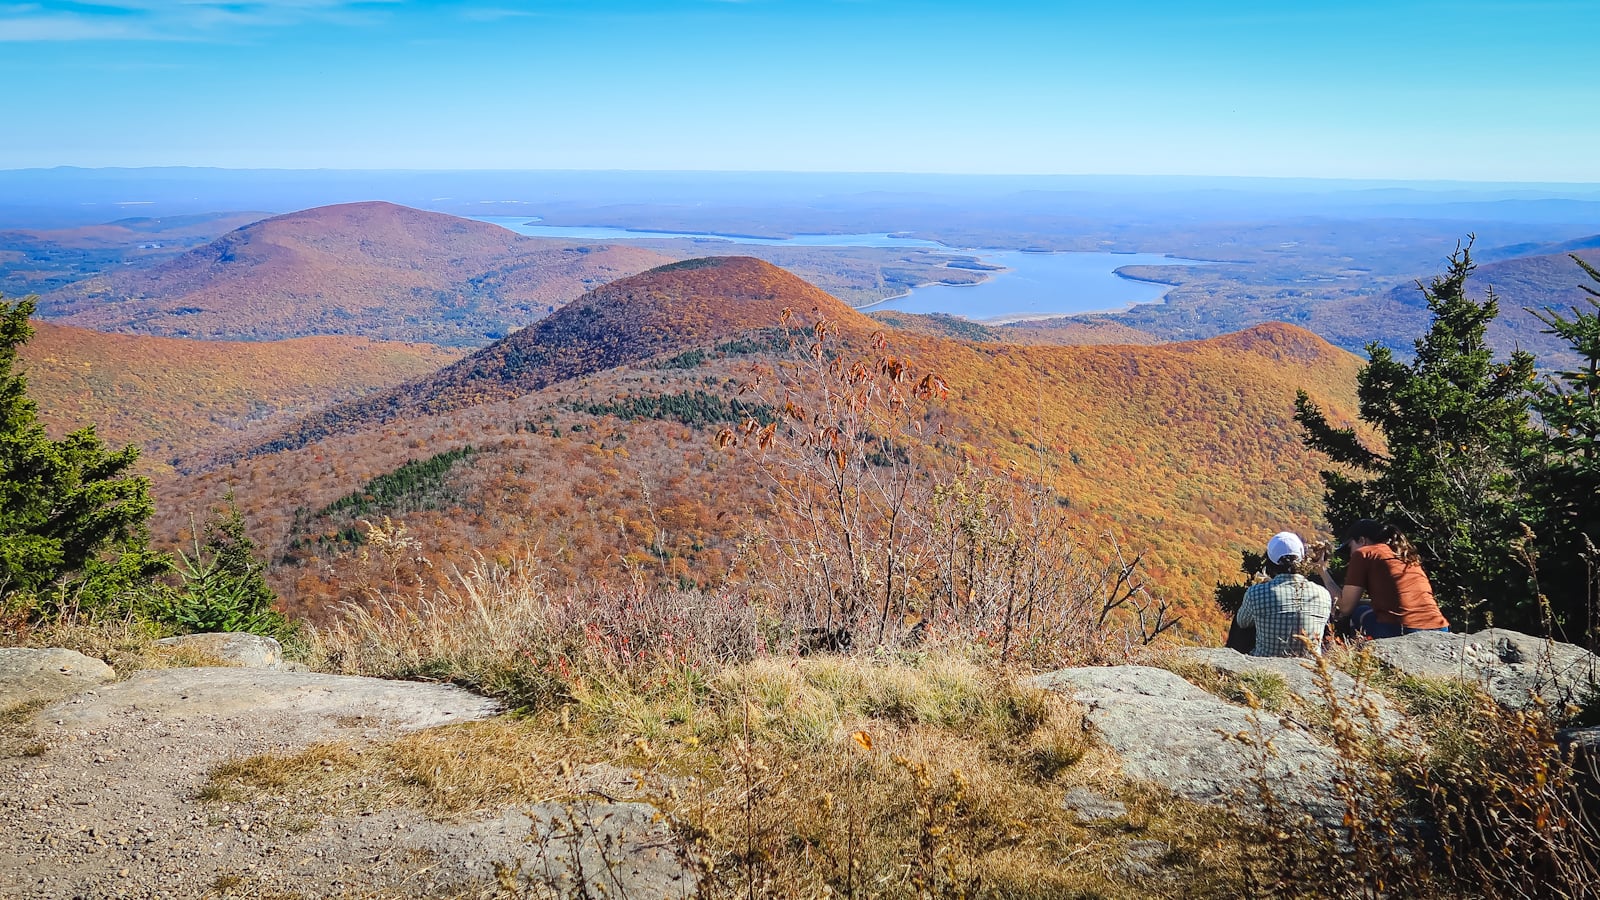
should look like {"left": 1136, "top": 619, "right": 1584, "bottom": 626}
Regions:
{"left": 1234, "top": 532, "right": 1333, "bottom": 657}
{"left": 1320, "top": 519, "right": 1450, "bottom": 638}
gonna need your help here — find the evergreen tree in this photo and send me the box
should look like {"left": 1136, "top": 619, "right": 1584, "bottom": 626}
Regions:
{"left": 156, "top": 496, "right": 290, "bottom": 638}
{"left": 200, "top": 494, "right": 279, "bottom": 617}
{"left": 1295, "top": 240, "right": 1539, "bottom": 627}
{"left": 1524, "top": 256, "right": 1600, "bottom": 643}
{"left": 0, "top": 294, "right": 165, "bottom": 615}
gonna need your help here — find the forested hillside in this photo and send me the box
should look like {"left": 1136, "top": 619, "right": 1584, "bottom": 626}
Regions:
{"left": 19, "top": 321, "right": 463, "bottom": 470}
{"left": 1307, "top": 245, "right": 1600, "bottom": 369}
{"left": 233, "top": 257, "right": 878, "bottom": 458}
{"left": 150, "top": 259, "right": 1364, "bottom": 634}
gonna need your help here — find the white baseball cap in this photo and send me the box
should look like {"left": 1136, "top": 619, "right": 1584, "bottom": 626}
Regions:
{"left": 1266, "top": 532, "right": 1305, "bottom": 564}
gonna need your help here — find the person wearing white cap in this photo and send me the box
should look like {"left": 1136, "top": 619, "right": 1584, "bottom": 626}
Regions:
{"left": 1233, "top": 531, "right": 1334, "bottom": 657}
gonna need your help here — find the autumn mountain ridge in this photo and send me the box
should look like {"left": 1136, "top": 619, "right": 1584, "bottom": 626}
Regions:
{"left": 230, "top": 256, "right": 876, "bottom": 461}
{"left": 150, "top": 256, "right": 1365, "bottom": 634}
{"left": 33, "top": 201, "right": 673, "bottom": 346}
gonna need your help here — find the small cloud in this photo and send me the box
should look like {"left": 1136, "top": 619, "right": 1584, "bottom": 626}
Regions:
{"left": 459, "top": 7, "right": 539, "bottom": 22}
{"left": 0, "top": 12, "right": 155, "bottom": 40}
{"left": 0, "top": 0, "right": 402, "bottom": 41}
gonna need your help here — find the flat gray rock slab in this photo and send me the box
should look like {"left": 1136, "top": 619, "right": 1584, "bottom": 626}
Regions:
{"left": 1174, "top": 647, "right": 1405, "bottom": 732}
{"left": 154, "top": 632, "right": 284, "bottom": 668}
{"left": 1368, "top": 628, "right": 1600, "bottom": 710}
{"left": 1060, "top": 786, "right": 1127, "bottom": 824}
{"left": 0, "top": 648, "right": 115, "bottom": 711}
{"left": 399, "top": 803, "right": 696, "bottom": 898}
{"left": 1028, "top": 665, "right": 1342, "bottom": 823}
{"left": 1561, "top": 726, "right": 1600, "bottom": 752}
{"left": 37, "top": 667, "right": 499, "bottom": 732}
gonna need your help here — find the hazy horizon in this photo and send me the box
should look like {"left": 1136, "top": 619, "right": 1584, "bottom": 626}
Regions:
{"left": 6, "top": 166, "right": 1600, "bottom": 191}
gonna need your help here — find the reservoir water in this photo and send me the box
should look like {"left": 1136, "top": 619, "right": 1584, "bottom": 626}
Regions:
{"left": 473, "top": 217, "right": 947, "bottom": 249}
{"left": 864, "top": 250, "right": 1200, "bottom": 322}
{"left": 473, "top": 216, "right": 1208, "bottom": 321}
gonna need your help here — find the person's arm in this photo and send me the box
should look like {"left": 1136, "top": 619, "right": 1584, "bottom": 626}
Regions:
{"left": 1319, "top": 565, "right": 1340, "bottom": 598}
{"left": 1337, "top": 584, "right": 1364, "bottom": 618}
{"left": 1234, "top": 589, "right": 1257, "bottom": 627}
{"left": 1335, "top": 548, "right": 1370, "bottom": 617}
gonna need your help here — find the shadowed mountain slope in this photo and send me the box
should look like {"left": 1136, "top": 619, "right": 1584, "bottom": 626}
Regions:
{"left": 240, "top": 256, "right": 874, "bottom": 458}
{"left": 20, "top": 321, "right": 462, "bottom": 471}
{"left": 1309, "top": 246, "right": 1600, "bottom": 368}
{"left": 34, "top": 202, "right": 672, "bottom": 346}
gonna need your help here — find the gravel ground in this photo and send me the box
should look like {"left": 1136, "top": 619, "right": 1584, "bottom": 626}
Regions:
{"left": 0, "top": 667, "right": 534, "bottom": 899}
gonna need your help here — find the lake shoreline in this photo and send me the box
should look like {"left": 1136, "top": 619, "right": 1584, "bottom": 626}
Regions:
{"left": 869, "top": 251, "right": 1210, "bottom": 321}
{"left": 854, "top": 264, "right": 1006, "bottom": 311}
{"left": 473, "top": 216, "right": 1207, "bottom": 321}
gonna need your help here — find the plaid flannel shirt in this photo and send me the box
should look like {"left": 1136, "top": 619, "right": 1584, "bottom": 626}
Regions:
{"left": 1235, "top": 574, "right": 1332, "bottom": 657}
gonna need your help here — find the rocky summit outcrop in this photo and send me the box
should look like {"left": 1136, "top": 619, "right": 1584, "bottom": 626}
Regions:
{"left": 153, "top": 632, "right": 286, "bottom": 668}
{"left": 1367, "top": 628, "right": 1600, "bottom": 710}
{"left": 39, "top": 666, "right": 498, "bottom": 731}
{"left": 1027, "top": 665, "right": 1345, "bottom": 824}
{"left": 0, "top": 657, "right": 696, "bottom": 899}
{"left": 7, "top": 627, "right": 1597, "bottom": 896}
{"left": 401, "top": 803, "right": 691, "bottom": 897}
{"left": 1026, "top": 630, "right": 1599, "bottom": 830}
{"left": 1174, "top": 646, "right": 1405, "bottom": 732}
{"left": 0, "top": 648, "right": 116, "bottom": 710}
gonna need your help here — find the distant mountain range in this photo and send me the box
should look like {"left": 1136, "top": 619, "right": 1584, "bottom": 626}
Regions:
{"left": 21, "top": 198, "right": 1599, "bottom": 370}
{"left": 34, "top": 202, "right": 673, "bottom": 346}
{"left": 1303, "top": 245, "right": 1600, "bottom": 369}
{"left": 0, "top": 211, "right": 268, "bottom": 297}
{"left": 1471, "top": 247, "right": 1600, "bottom": 366}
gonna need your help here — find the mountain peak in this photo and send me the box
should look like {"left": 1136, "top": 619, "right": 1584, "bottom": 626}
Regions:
{"left": 556, "top": 255, "right": 871, "bottom": 328}
{"left": 36, "top": 202, "right": 672, "bottom": 345}
{"left": 417, "top": 256, "right": 874, "bottom": 404}
{"left": 1197, "top": 321, "right": 1350, "bottom": 366}
{"left": 240, "top": 257, "right": 870, "bottom": 457}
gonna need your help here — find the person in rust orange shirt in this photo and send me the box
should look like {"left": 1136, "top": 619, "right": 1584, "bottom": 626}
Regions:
{"left": 1319, "top": 519, "right": 1450, "bottom": 638}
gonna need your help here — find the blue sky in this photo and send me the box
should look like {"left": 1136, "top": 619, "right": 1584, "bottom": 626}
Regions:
{"left": 2, "top": 0, "right": 1596, "bottom": 180}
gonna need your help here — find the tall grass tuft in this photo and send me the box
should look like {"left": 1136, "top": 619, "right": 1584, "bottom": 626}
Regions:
{"left": 307, "top": 553, "right": 761, "bottom": 711}
{"left": 1240, "top": 649, "right": 1600, "bottom": 899}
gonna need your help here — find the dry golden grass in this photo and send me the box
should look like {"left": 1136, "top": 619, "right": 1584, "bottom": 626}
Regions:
{"left": 256, "top": 555, "right": 1291, "bottom": 895}
{"left": 1222, "top": 648, "right": 1600, "bottom": 900}
{"left": 0, "top": 696, "right": 51, "bottom": 759}
{"left": 1149, "top": 655, "right": 1293, "bottom": 713}
{"left": 1, "top": 617, "right": 237, "bottom": 674}
{"left": 205, "top": 651, "right": 1269, "bottom": 898}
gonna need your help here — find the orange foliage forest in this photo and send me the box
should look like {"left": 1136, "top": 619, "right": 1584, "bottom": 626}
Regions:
{"left": 144, "top": 259, "right": 1364, "bottom": 639}
{"left": 20, "top": 321, "right": 463, "bottom": 472}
